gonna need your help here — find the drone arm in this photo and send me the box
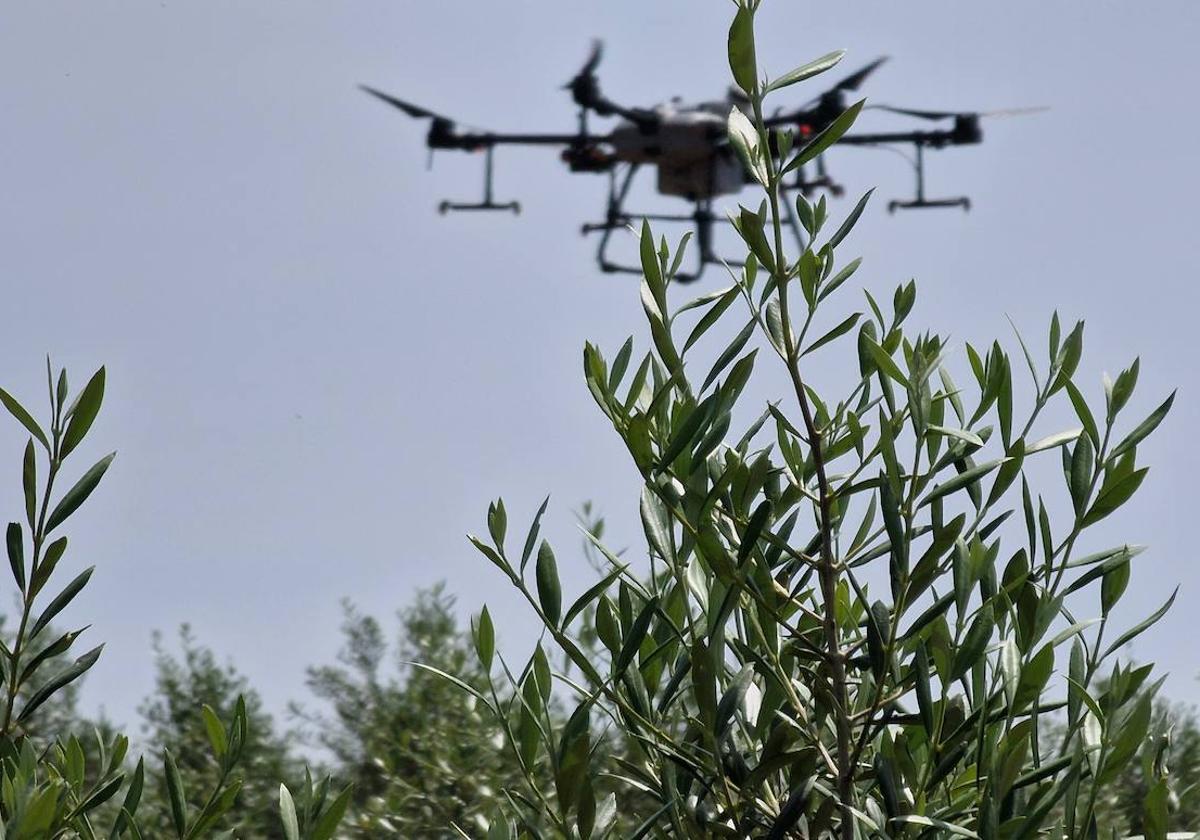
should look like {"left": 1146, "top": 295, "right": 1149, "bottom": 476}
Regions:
{"left": 836, "top": 129, "right": 959, "bottom": 147}
{"left": 444, "top": 132, "right": 607, "bottom": 148}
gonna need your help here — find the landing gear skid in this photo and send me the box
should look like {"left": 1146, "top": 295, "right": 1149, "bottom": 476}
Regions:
{"left": 886, "top": 143, "right": 969, "bottom": 214}
{"left": 436, "top": 146, "right": 520, "bottom": 215}
{"left": 888, "top": 197, "right": 969, "bottom": 213}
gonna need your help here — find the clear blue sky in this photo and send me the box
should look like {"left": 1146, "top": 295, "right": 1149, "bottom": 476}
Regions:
{"left": 1, "top": 1, "right": 1197, "bottom": 729}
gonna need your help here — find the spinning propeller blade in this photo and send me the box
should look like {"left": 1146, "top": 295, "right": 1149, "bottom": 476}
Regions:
{"left": 831, "top": 56, "right": 889, "bottom": 93}
{"left": 869, "top": 104, "right": 1048, "bottom": 121}
{"left": 358, "top": 85, "right": 451, "bottom": 122}
{"left": 565, "top": 40, "right": 605, "bottom": 106}
{"left": 578, "top": 39, "right": 604, "bottom": 80}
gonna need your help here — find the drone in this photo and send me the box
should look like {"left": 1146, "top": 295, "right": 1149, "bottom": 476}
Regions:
{"left": 361, "top": 42, "right": 1040, "bottom": 282}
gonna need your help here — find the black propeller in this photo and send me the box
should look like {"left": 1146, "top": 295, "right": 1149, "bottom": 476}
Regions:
{"left": 868, "top": 104, "right": 1049, "bottom": 121}
{"left": 562, "top": 40, "right": 657, "bottom": 130}
{"left": 358, "top": 85, "right": 452, "bottom": 122}
{"left": 830, "top": 56, "right": 890, "bottom": 95}
{"left": 565, "top": 40, "right": 605, "bottom": 110}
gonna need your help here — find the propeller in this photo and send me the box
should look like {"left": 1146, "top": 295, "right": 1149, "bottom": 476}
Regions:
{"left": 830, "top": 56, "right": 890, "bottom": 94}
{"left": 358, "top": 85, "right": 453, "bottom": 122}
{"left": 868, "top": 104, "right": 1049, "bottom": 121}
{"left": 565, "top": 40, "right": 605, "bottom": 109}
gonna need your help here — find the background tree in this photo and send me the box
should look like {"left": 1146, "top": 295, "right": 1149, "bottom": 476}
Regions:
{"left": 299, "top": 586, "right": 526, "bottom": 837}
{"left": 1094, "top": 694, "right": 1200, "bottom": 835}
{"left": 135, "top": 626, "right": 300, "bottom": 838}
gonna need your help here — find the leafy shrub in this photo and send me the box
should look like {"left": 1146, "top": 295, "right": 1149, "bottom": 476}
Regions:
{"left": 457, "top": 2, "right": 1183, "bottom": 837}
{"left": 297, "top": 588, "right": 528, "bottom": 837}
{"left": 0, "top": 363, "right": 348, "bottom": 838}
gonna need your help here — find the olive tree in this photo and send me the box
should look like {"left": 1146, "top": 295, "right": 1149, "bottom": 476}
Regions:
{"left": 451, "top": 2, "right": 1183, "bottom": 837}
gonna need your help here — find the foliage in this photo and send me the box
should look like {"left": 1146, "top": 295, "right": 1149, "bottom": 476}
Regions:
{"left": 135, "top": 627, "right": 300, "bottom": 838}
{"left": 1078, "top": 693, "right": 1200, "bottom": 835}
{"left": 298, "top": 588, "right": 527, "bottom": 837}
{"left": 457, "top": 2, "right": 1183, "bottom": 838}
{"left": 0, "top": 362, "right": 348, "bottom": 838}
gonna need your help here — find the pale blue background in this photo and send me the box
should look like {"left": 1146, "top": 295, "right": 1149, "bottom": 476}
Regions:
{"left": 0, "top": 1, "right": 1196, "bottom": 727}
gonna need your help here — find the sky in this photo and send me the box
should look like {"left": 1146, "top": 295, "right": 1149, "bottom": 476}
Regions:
{"left": 0, "top": 1, "right": 1198, "bottom": 732}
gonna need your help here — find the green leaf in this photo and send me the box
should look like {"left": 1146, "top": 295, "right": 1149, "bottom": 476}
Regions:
{"left": 863, "top": 337, "right": 910, "bottom": 388}
{"left": 562, "top": 562, "right": 628, "bottom": 629}
{"left": 30, "top": 535, "right": 66, "bottom": 599}
{"left": 0, "top": 387, "right": 49, "bottom": 451}
{"left": 1013, "top": 643, "right": 1054, "bottom": 711}
{"left": 1108, "top": 357, "right": 1139, "bottom": 419}
{"left": 818, "top": 257, "right": 861, "bottom": 303}
{"left": 1049, "top": 319, "right": 1084, "bottom": 394}
{"left": 1110, "top": 391, "right": 1174, "bottom": 460}
{"left": 19, "top": 626, "right": 85, "bottom": 685}
{"left": 1069, "top": 434, "right": 1093, "bottom": 514}
{"left": 18, "top": 644, "right": 102, "bottom": 723}
{"left": 279, "top": 785, "right": 299, "bottom": 840}
{"left": 608, "top": 337, "right": 634, "bottom": 392}
{"left": 919, "top": 459, "right": 1007, "bottom": 507}
{"left": 927, "top": 425, "right": 984, "bottom": 449}
{"left": 656, "top": 394, "right": 717, "bottom": 469}
{"left": 6, "top": 523, "right": 25, "bottom": 593}
{"left": 408, "top": 662, "right": 491, "bottom": 708}
{"left": 22, "top": 440, "right": 36, "bottom": 531}
{"left": 520, "top": 495, "right": 550, "bottom": 575}
{"left": 827, "top": 189, "right": 873, "bottom": 249}
{"left": 1081, "top": 467, "right": 1147, "bottom": 527}
{"left": 639, "top": 220, "right": 665, "bottom": 309}
{"left": 487, "top": 498, "right": 507, "bottom": 548}
{"left": 765, "top": 49, "right": 844, "bottom": 93}
{"left": 802, "top": 312, "right": 860, "bottom": 357}
{"left": 30, "top": 566, "right": 94, "bottom": 640}
{"left": 640, "top": 487, "right": 675, "bottom": 564}
{"left": 1064, "top": 380, "right": 1100, "bottom": 450}
{"left": 726, "top": 4, "right": 757, "bottom": 95}
{"left": 683, "top": 287, "right": 739, "bottom": 353}
{"left": 788, "top": 99, "right": 865, "bottom": 169}
{"left": 201, "top": 705, "right": 227, "bottom": 759}
{"left": 735, "top": 206, "right": 777, "bottom": 276}
{"left": 1102, "top": 587, "right": 1176, "bottom": 658}
{"left": 727, "top": 108, "right": 766, "bottom": 186}
{"left": 111, "top": 758, "right": 145, "bottom": 839}
{"left": 535, "top": 540, "right": 562, "bottom": 627}
{"left": 474, "top": 606, "right": 495, "bottom": 670}
{"left": 45, "top": 452, "right": 116, "bottom": 534}
{"left": 892, "top": 816, "right": 979, "bottom": 839}
{"left": 737, "top": 500, "right": 773, "bottom": 564}
{"left": 1100, "top": 557, "right": 1129, "bottom": 616}
{"left": 311, "top": 785, "right": 353, "bottom": 840}
{"left": 1142, "top": 779, "right": 1169, "bottom": 840}
{"left": 951, "top": 605, "right": 994, "bottom": 681}
{"left": 164, "top": 749, "right": 188, "bottom": 837}
{"left": 468, "top": 534, "right": 508, "bottom": 578}
{"left": 615, "top": 596, "right": 658, "bottom": 677}
{"left": 702, "top": 320, "right": 756, "bottom": 394}
{"left": 1026, "top": 428, "right": 1081, "bottom": 454}
{"left": 61, "top": 367, "right": 105, "bottom": 458}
